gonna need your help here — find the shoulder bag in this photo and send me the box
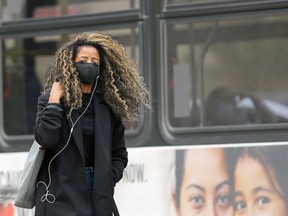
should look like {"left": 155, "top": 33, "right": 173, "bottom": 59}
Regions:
{"left": 14, "top": 140, "right": 45, "bottom": 209}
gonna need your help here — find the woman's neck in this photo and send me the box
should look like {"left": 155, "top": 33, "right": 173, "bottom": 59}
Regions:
{"left": 82, "top": 84, "right": 92, "bottom": 93}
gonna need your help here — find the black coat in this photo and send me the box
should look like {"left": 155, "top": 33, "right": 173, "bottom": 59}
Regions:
{"left": 34, "top": 92, "right": 128, "bottom": 216}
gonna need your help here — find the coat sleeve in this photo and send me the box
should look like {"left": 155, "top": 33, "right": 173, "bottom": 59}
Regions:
{"left": 111, "top": 117, "right": 128, "bottom": 186}
{"left": 34, "top": 94, "right": 64, "bottom": 148}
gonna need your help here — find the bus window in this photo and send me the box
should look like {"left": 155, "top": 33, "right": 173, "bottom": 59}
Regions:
{"left": 2, "top": 27, "right": 140, "bottom": 136}
{"left": 163, "top": 14, "right": 288, "bottom": 129}
{"left": 165, "top": 0, "right": 244, "bottom": 5}
{"left": 2, "top": 0, "right": 140, "bottom": 21}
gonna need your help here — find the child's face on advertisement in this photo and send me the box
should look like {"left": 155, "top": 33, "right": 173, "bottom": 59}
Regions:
{"left": 234, "top": 156, "right": 286, "bottom": 216}
{"left": 178, "top": 148, "right": 232, "bottom": 216}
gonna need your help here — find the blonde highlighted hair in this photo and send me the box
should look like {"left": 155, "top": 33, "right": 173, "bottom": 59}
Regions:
{"left": 43, "top": 32, "right": 150, "bottom": 120}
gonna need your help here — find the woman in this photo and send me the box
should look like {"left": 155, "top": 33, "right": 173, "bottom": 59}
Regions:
{"left": 34, "top": 32, "right": 150, "bottom": 216}
{"left": 173, "top": 148, "right": 233, "bottom": 216}
{"left": 231, "top": 146, "right": 288, "bottom": 216}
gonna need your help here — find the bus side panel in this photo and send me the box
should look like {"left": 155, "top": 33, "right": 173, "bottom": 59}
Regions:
{"left": 115, "top": 143, "right": 288, "bottom": 216}
{"left": 0, "top": 153, "right": 34, "bottom": 216}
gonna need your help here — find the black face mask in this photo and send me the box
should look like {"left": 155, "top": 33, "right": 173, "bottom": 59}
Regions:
{"left": 74, "top": 62, "right": 100, "bottom": 84}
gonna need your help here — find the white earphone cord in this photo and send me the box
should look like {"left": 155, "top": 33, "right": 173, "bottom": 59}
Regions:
{"left": 37, "top": 77, "right": 99, "bottom": 204}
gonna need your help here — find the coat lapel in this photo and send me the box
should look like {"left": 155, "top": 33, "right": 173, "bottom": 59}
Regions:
{"left": 64, "top": 106, "right": 85, "bottom": 162}
{"left": 91, "top": 92, "right": 115, "bottom": 215}
{"left": 92, "top": 94, "right": 112, "bottom": 173}
{"left": 92, "top": 93, "right": 111, "bottom": 155}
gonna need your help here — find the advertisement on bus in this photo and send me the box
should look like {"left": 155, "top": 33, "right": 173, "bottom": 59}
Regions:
{"left": 1, "top": 142, "right": 288, "bottom": 216}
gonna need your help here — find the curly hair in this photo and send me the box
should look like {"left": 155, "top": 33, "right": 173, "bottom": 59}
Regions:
{"left": 43, "top": 32, "right": 150, "bottom": 120}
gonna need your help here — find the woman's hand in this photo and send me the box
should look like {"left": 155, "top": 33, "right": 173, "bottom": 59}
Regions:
{"left": 48, "top": 82, "right": 64, "bottom": 104}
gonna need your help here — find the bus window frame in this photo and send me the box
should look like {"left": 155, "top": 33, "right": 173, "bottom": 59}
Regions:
{"left": 158, "top": 5, "right": 288, "bottom": 145}
{"left": 161, "top": 0, "right": 288, "bottom": 18}
{"left": 0, "top": 10, "right": 152, "bottom": 151}
{"left": 1, "top": 0, "right": 141, "bottom": 22}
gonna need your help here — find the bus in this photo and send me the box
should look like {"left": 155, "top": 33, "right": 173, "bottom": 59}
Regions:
{"left": 1, "top": 0, "right": 288, "bottom": 215}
